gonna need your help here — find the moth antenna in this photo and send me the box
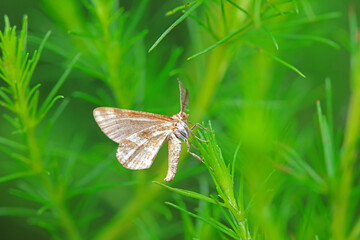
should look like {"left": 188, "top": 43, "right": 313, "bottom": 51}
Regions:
{"left": 182, "top": 90, "right": 189, "bottom": 113}
{"left": 178, "top": 79, "right": 189, "bottom": 113}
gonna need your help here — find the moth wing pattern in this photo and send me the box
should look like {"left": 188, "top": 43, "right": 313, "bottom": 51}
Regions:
{"left": 116, "top": 123, "right": 173, "bottom": 170}
{"left": 93, "top": 107, "right": 173, "bottom": 143}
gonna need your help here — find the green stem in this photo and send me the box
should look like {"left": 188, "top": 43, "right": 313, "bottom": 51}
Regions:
{"left": 94, "top": 182, "right": 162, "bottom": 240}
{"left": 24, "top": 106, "right": 82, "bottom": 240}
{"left": 192, "top": 45, "right": 232, "bottom": 122}
{"left": 331, "top": 92, "right": 360, "bottom": 239}
{"left": 228, "top": 205, "right": 251, "bottom": 239}
{"left": 27, "top": 128, "right": 81, "bottom": 240}
{"left": 1, "top": 15, "right": 82, "bottom": 240}
{"left": 94, "top": 1, "right": 128, "bottom": 108}
{"left": 12, "top": 72, "right": 82, "bottom": 240}
{"left": 331, "top": 20, "right": 360, "bottom": 240}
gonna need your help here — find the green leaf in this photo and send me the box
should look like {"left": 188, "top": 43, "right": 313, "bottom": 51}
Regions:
{"left": 278, "top": 143, "right": 326, "bottom": 191}
{"left": 73, "top": 91, "right": 104, "bottom": 106}
{"left": 152, "top": 47, "right": 183, "bottom": 92}
{"left": 277, "top": 12, "right": 341, "bottom": 29}
{"left": 0, "top": 145, "right": 28, "bottom": 163}
{"left": 231, "top": 143, "right": 241, "bottom": 185}
{"left": 148, "top": 0, "right": 203, "bottom": 52}
{"left": 165, "top": 1, "right": 197, "bottom": 16}
{"left": 3, "top": 15, "right": 10, "bottom": 33}
{"left": 17, "top": 15, "right": 28, "bottom": 58}
{"left": 257, "top": 46, "right": 306, "bottom": 78}
{"left": 39, "top": 53, "right": 80, "bottom": 117}
{"left": 173, "top": 196, "right": 196, "bottom": 237}
{"left": 153, "top": 181, "right": 226, "bottom": 207}
{"left": 26, "top": 83, "right": 41, "bottom": 104}
{"left": 225, "top": 0, "right": 250, "bottom": 17}
{"left": 0, "top": 136, "right": 26, "bottom": 151}
{"left": 41, "top": 98, "right": 70, "bottom": 142}
{"left": 74, "top": 153, "right": 115, "bottom": 188}
{"left": 263, "top": 27, "right": 279, "bottom": 50}
{"left": 2, "top": 113, "right": 21, "bottom": 129}
{"left": 69, "top": 182, "right": 136, "bottom": 198}
{"left": 0, "top": 100, "right": 11, "bottom": 110}
{"left": 22, "top": 31, "right": 51, "bottom": 89}
{"left": 278, "top": 34, "right": 340, "bottom": 49}
{"left": 0, "top": 171, "right": 34, "bottom": 183}
{"left": 349, "top": 216, "right": 360, "bottom": 240}
{"left": 165, "top": 202, "right": 238, "bottom": 239}
{"left": 0, "top": 207, "right": 47, "bottom": 218}
{"left": 188, "top": 13, "right": 219, "bottom": 40}
{"left": 300, "top": 0, "right": 316, "bottom": 21}
{"left": 220, "top": 0, "right": 228, "bottom": 33}
{"left": 292, "top": 0, "right": 299, "bottom": 14}
{"left": 9, "top": 189, "right": 47, "bottom": 204}
{"left": 253, "top": 0, "right": 262, "bottom": 28}
{"left": 28, "top": 88, "right": 40, "bottom": 119}
{"left": 187, "top": 22, "right": 251, "bottom": 60}
{"left": 123, "top": 0, "right": 148, "bottom": 40}
{"left": 325, "top": 78, "right": 334, "bottom": 138}
{"left": 0, "top": 87, "right": 12, "bottom": 104}
{"left": 210, "top": 195, "right": 242, "bottom": 236}
{"left": 317, "top": 101, "right": 335, "bottom": 178}
{"left": 38, "top": 95, "right": 64, "bottom": 120}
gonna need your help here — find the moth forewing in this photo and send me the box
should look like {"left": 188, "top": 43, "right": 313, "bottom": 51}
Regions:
{"left": 93, "top": 107, "right": 173, "bottom": 143}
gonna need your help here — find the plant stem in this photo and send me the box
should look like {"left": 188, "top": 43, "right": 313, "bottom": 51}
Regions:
{"left": 22, "top": 100, "right": 82, "bottom": 240}
{"left": 192, "top": 45, "right": 232, "bottom": 122}
{"left": 7, "top": 54, "right": 82, "bottom": 239}
{"left": 94, "top": 182, "right": 162, "bottom": 240}
{"left": 331, "top": 15, "right": 360, "bottom": 240}
{"left": 94, "top": 0, "right": 129, "bottom": 109}
{"left": 27, "top": 127, "right": 82, "bottom": 240}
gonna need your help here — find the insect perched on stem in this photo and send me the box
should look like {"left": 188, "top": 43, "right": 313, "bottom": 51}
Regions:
{"left": 93, "top": 80, "right": 207, "bottom": 181}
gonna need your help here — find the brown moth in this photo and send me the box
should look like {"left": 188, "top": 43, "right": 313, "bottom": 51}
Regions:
{"left": 93, "top": 80, "right": 205, "bottom": 182}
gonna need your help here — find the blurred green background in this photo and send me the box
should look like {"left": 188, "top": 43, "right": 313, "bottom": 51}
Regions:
{"left": 0, "top": 0, "right": 360, "bottom": 239}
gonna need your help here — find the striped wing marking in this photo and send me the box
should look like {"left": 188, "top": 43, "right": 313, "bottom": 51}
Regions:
{"left": 116, "top": 123, "right": 173, "bottom": 169}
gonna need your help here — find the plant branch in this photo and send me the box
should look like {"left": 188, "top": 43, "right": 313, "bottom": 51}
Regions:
{"left": 331, "top": 7, "right": 360, "bottom": 240}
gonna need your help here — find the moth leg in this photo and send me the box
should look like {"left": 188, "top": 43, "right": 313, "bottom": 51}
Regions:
{"left": 188, "top": 128, "right": 210, "bottom": 143}
{"left": 188, "top": 140, "right": 199, "bottom": 151}
{"left": 186, "top": 122, "right": 211, "bottom": 143}
{"left": 185, "top": 139, "right": 205, "bottom": 164}
{"left": 165, "top": 134, "right": 182, "bottom": 182}
{"left": 185, "top": 139, "right": 213, "bottom": 171}
{"left": 187, "top": 121, "right": 214, "bottom": 132}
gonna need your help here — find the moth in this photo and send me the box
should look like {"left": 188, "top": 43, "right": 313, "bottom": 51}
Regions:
{"left": 93, "top": 80, "right": 206, "bottom": 182}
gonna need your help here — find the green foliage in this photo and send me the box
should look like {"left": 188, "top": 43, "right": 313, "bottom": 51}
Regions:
{"left": 156, "top": 123, "right": 250, "bottom": 239}
{"left": 0, "top": 15, "right": 81, "bottom": 240}
{"left": 0, "top": 0, "right": 359, "bottom": 240}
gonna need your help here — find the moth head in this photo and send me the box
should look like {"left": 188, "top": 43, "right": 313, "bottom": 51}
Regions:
{"left": 174, "top": 120, "right": 190, "bottom": 140}
{"left": 179, "top": 111, "right": 189, "bottom": 120}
